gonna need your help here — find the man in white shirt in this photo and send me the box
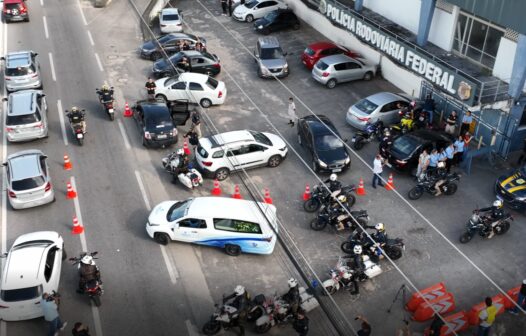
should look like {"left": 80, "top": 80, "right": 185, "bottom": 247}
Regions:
{"left": 372, "top": 153, "right": 385, "bottom": 188}
{"left": 287, "top": 97, "right": 297, "bottom": 127}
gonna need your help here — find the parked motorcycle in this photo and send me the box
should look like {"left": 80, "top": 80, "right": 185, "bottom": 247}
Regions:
{"left": 161, "top": 152, "right": 203, "bottom": 189}
{"left": 408, "top": 172, "right": 460, "bottom": 200}
{"left": 95, "top": 87, "right": 115, "bottom": 121}
{"left": 390, "top": 111, "right": 415, "bottom": 135}
{"left": 351, "top": 120, "right": 384, "bottom": 150}
{"left": 69, "top": 252, "right": 103, "bottom": 307}
{"left": 321, "top": 256, "right": 358, "bottom": 295}
{"left": 303, "top": 182, "right": 356, "bottom": 213}
{"left": 334, "top": 254, "right": 382, "bottom": 283}
{"left": 459, "top": 209, "right": 513, "bottom": 243}
{"left": 65, "top": 109, "right": 86, "bottom": 146}
{"left": 310, "top": 208, "right": 369, "bottom": 232}
{"left": 202, "top": 301, "right": 240, "bottom": 335}
{"left": 340, "top": 230, "right": 405, "bottom": 260}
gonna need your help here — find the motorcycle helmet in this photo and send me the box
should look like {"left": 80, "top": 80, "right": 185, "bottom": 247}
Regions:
{"left": 437, "top": 161, "right": 446, "bottom": 169}
{"left": 383, "top": 129, "right": 391, "bottom": 138}
{"left": 176, "top": 149, "right": 184, "bottom": 156}
{"left": 523, "top": 279, "right": 526, "bottom": 285}
{"left": 329, "top": 174, "right": 337, "bottom": 182}
{"left": 81, "top": 255, "right": 95, "bottom": 265}
{"left": 353, "top": 245, "right": 362, "bottom": 255}
{"left": 287, "top": 278, "right": 298, "bottom": 288}
{"left": 375, "top": 223, "right": 385, "bottom": 232}
{"left": 71, "top": 106, "right": 79, "bottom": 112}
{"left": 493, "top": 199, "right": 503, "bottom": 208}
{"left": 410, "top": 101, "right": 416, "bottom": 108}
{"left": 342, "top": 271, "right": 352, "bottom": 280}
{"left": 234, "top": 285, "right": 245, "bottom": 296}
{"left": 337, "top": 195, "right": 347, "bottom": 203}
{"left": 102, "top": 84, "right": 109, "bottom": 91}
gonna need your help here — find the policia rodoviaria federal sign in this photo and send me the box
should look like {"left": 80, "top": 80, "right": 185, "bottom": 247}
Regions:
{"left": 316, "top": 0, "right": 477, "bottom": 106}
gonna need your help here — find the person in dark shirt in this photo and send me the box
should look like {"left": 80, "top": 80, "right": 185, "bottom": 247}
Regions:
{"left": 145, "top": 77, "right": 156, "bottom": 100}
{"left": 429, "top": 314, "right": 444, "bottom": 335}
{"left": 509, "top": 279, "right": 526, "bottom": 315}
{"left": 293, "top": 310, "right": 309, "bottom": 336}
{"left": 355, "top": 315, "right": 371, "bottom": 336}
{"left": 72, "top": 322, "right": 91, "bottom": 336}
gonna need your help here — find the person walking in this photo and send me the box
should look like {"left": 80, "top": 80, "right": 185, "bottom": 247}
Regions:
{"left": 444, "top": 111, "right": 457, "bottom": 135}
{"left": 145, "top": 77, "right": 156, "bottom": 100}
{"left": 190, "top": 109, "right": 202, "bottom": 138}
{"left": 460, "top": 110, "right": 473, "bottom": 135}
{"left": 477, "top": 297, "right": 497, "bottom": 336}
{"left": 428, "top": 314, "right": 444, "bottom": 335}
{"left": 509, "top": 279, "right": 526, "bottom": 315}
{"left": 292, "top": 310, "right": 309, "bottom": 336}
{"left": 516, "top": 138, "right": 526, "bottom": 167}
{"left": 220, "top": 0, "right": 228, "bottom": 16}
{"left": 287, "top": 97, "right": 297, "bottom": 127}
{"left": 444, "top": 142, "right": 455, "bottom": 173}
{"left": 422, "top": 93, "right": 435, "bottom": 126}
{"left": 72, "top": 322, "right": 91, "bottom": 336}
{"left": 416, "top": 148, "right": 430, "bottom": 179}
{"left": 228, "top": 0, "right": 234, "bottom": 16}
{"left": 41, "top": 293, "right": 67, "bottom": 336}
{"left": 372, "top": 153, "right": 385, "bottom": 189}
{"left": 355, "top": 315, "right": 371, "bottom": 336}
{"left": 453, "top": 135, "right": 465, "bottom": 165}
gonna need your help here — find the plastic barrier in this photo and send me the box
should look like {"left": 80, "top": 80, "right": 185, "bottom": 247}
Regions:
{"left": 503, "top": 286, "right": 521, "bottom": 309}
{"left": 423, "top": 311, "right": 469, "bottom": 336}
{"left": 413, "top": 293, "right": 456, "bottom": 322}
{"left": 467, "top": 294, "right": 506, "bottom": 325}
{"left": 406, "top": 282, "right": 448, "bottom": 312}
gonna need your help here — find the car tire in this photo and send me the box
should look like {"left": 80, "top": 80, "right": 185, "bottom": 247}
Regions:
{"left": 225, "top": 244, "right": 241, "bottom": 256}
{"left": 293, "top": 23, "right": 300, "bottom": 30}
{"left": 156, "top": 94, "right": 167, "bottom": 102}
{"left": 312, "top": 160, "right": 318, "bottom": 172}
{"left": 142, "top": 137, "right": 147, "bottom": 147}
{"left": 326, "top": 79, "right": 337, "bottom": 89}
{"left": 246, "top": 14, "right": 254, "bottom": 22}
{"left": 154, "top": 233, "right": 170, "bottom": 245}
{"left": 268, "top": 155, "right": 282, "bottom": 167}
{"left": 200, "top": 98, "right": 212, "bottom": 108}
{"left": 215, "top": 168, "right": 230, "bottom": 181}
{"left": 150, "top": 52, "right": 162, "bottom": 61}
{"left": 363, "top": 72, "right": 373, "bottom": 81}
{"left": 298, "top": 134, "right": 302, "bottom": 145}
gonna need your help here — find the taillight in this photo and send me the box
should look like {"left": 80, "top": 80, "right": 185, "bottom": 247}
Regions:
{"left": 35, "top": 122, "right": 43, "bottom": 129}
{"left": 4, "top": 76, "right": 11, "bottom": 81}
{"left": 212, "top": 63, "right": 220, "bottom": 69}
{"left": 0, "top": 305, "right": 9, "bottom": 308}
{"left": 8, "top": 190, "right": 16, "bottom": 198}
{"left": 322, "top": 72, "right": 329, "bottom": 77}
{"left": 31, "top": 74, "right": 38, "bottom": 78}
{"left": 44, "top": 182, "right": 52, "bottom": 192}
{"left": 357, "top": 116, "right": 370, "bottom": 122}
{"left": 5, "top": 127, "right": 13, "bottom": 132}
{"left": 202, "top": 161, "right": 213, "bottom": 167}
{"left": 20, "top": 5, "right": 27, "bottom": 13}
{"left": 144, "top": 131, "right": 151, "bottom": 140}
{"left": 218, "top": 91, "right": 223, "bottom": 98}
{"left": 160, "top": 24, "right": 166, "bottom": 27}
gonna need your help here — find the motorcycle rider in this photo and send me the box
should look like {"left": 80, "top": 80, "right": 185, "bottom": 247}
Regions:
{"left": 282, "top": 278, "right": 301, "bottom": 316}
{"left": 479, "top": 200, "right": 505, "bottom": 239}
{"left": 363, "top": 223, "right": 387, "bottom": 262}
{"left": 66, "top": 107, "right": 87, "bottom": 133}
{"left": 96, "top": 84, "right": 114, "bottom": 104}
{"left": 77, "top": 255, "right": 101, "bottom": 294}
{"left": 432, "top": 162, "right": 448, "bottom": 196}
{"left": 324, "top": 173, "right": 342, "bottom": 193}
{"left": 222, "top": 285, "right": 248, "bottom": 336}
{"left": 379, "top": 129, "right": 392, "bottom": 159}
{"left": 171, "top": 149, "right": 190, "bottom": 177}
{"left": 347, "top": 245, "right": 366, "bottom": 281}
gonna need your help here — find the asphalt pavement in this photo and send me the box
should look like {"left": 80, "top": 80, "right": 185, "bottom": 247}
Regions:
{"left": 1, "top": 0, "right": 525, "bottom": 335}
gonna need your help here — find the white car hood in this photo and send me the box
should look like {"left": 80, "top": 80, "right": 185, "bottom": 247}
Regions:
{"left": 234, "top": 5, "right": 249, "bottom": 15}
{"left": 264, "top": 132, "right": 287, "bottom": 149}
{"left": 148, "top": 201, "right": 176, "bottom": 225}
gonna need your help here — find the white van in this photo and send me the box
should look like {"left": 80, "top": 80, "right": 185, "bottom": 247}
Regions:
{"left": 146, "top": 197, "right": 278, "bottom": 256}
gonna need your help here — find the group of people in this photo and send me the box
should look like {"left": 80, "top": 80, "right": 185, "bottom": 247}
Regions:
{"left": 40, "top": 292, "right": 91, "bottom": 336}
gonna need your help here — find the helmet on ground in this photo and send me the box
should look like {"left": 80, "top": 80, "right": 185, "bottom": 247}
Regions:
{"left": 353, "top": 245, "right": 362, "bottom": 255}
{"left": 437, "top": 161, "right": 446, "bottom": 168}
{"left": 287, "top": 278, "right": 298, "bottom": 288}
{"left": 234, "top": 285, "right": 245, "bottom": 296}
{"left": 102, "top": 84, "right": 109, "bottom": 91}
{"left": 493, "top": 199, "right": 503, "bottom": 208}
{"left": 329, "top": 174, "right": 337, "bottom": 182}
{"left": 176, "top": 149, "right": 184, "bottom": 156}
{"left": 375, "top": 223, "right": 385, "bottom": 232}
{"left": 81, "top": 255, "right": 94, "bottom": 265}
{"left": 71, "top": 106, "right": 79, "bottom": 112}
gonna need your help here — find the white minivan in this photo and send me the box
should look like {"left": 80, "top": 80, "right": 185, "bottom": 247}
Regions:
{"left": 146, "top": 197, "right": 278, "bottom": 256}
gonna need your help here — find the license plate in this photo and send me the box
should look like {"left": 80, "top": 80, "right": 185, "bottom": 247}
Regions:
{"left": 77, "top": 133, "right": 84, "bottom": 139}
{"left": 157, "top": 134, "right": 167, "bottom": 139}
{"left": 108, "top": 109, "right": 114, "bottom": 113}
{"left": 333, "top": 168, "right": 342, "bottom": 173}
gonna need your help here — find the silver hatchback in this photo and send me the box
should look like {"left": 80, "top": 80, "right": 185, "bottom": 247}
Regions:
{"left": 4, "top": 150, "right": 54, "bottom": 210}
{"left": 1, "top": 51, "right": 42, "bottom": 93}
{"left": 254, "top": 36, "right": 289, "bottom": 78}
{"left": 346, "top": 92, "right": 412, "bottom": 130}
{"left": 4, "top": 90, "right": 48, "bottom": 142}
{"left": 312, "top": 54, "right": 376, "bottom": 89}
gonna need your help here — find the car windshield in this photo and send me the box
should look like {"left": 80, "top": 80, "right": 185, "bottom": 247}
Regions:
{"left": 316, "top": 60, "right": 328, "bottom": 70}
{"left": 393, "top": 136, "right": 420, "bottom": 157}
{"left": 145, "top": 112, "right": 173, "bottom": 130}
{"left": 264, "top": 10, "right": 278, "bottom": 21}
{"left": 315, "top": 135, "right": 344, "bottom": 151}
{"left": 6, "top": 111, "right": 41, "bottom": 126}
{"left": 12, "top": 240, "right": 52, "bottom": 250}
{"left": 1, "top": 285, "right": 42, "bottom": 302}
{"left": 164, "top": 76, "right": 180, "bottom": 87}
{"left": 245, "top": 0, "right": 258, "bottom": 8}
{"left": 12, "top": 176, "right": 45, "bottom": 191}
{"left": 354, "top": 99, "right": 378, "bottom": 115}
{"left": 166, "top": 200, "right": 191, "bottom": 222}
{"left": 163, "top": 14, "right": 179, "bottom": 21}
{"left": 250, "top": 130, "right": 272, "bottom": 146}
{"left": 5, "top": 3, "right": 22, "bottom": 10}
{"left": 206, "top": 77, "right": 218, "bottom": 90}
{"left": 6, "top": 65, "right": 35, "bottom": 77}
{"left": 158, "top": 34, "right": 175, "bottom": 44}
{"left": 304, "top": 47, "right": 315, "bottom": 56}
{"left": 260, "top": 47, "right": 283, "bottom": 60}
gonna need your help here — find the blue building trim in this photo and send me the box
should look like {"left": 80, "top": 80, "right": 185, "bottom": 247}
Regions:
{"left": 417, "top": 0, "right": 436, "bottom": 47}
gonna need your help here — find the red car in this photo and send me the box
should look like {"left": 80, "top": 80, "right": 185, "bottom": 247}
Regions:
{"left": 301, "top": 41, "right": 362, "bottom": 70}
{"left": 2, "top": 0, "right": 29, "bottom": 23}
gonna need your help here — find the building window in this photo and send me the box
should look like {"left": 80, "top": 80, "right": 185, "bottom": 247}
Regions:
{"left": 453, "top": 12, "right": 505, "bottom": 69}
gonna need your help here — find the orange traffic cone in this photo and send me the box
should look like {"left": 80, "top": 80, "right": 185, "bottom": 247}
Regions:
{"left": 123, "top": 102, "right": 133, "bottom": 117}
{"left": 71, "top": 216, "right": 84, "bottom": 235}
{"left": 66, "top": 181, "right": 77, "bottom": 199}
{"left": 302, "top": 184, "right": 311, "bottom": 201}
{"left": 263, "top": 188, "right": 273, "bottom": 204}
{"left": 232, "top": 185, "right": 242, "bottom": 199}
{"left": 64, "top": 155, "right": 73, "bottom": 170}
{"left": 385, "top": 173, "right": 395, "bottom": 190}
{"left": 211, "top": 179, "right": 221, "bottom": 196}
{"left": 356, "top": 178, "right": 366, "bottom": 196}
{"left": 183, "top": 139, "right": 191, "bottom": 155}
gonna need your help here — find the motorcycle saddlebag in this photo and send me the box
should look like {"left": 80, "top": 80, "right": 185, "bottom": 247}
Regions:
{"left": 299, "top": 287, "right": 319, "bottom": 312}
{"left": 253, "top": 294, "right": 266, "bottom": 306}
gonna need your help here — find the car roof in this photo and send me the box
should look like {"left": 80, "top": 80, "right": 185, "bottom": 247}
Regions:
{"left": 178, "top": 72, "right": 209, "bottom": 83}
{"left": 205, "top": 130, "right": 255, "bottom": 148}
{"left": 161, "top": 8, "right": 179, "bottom": 15}
{"left": 186, "top": 197, "right": 276, "bottom": 224}
{"left": 8, "top": 90, "right": 38, "bottom": 116}
{"left": 301, "top": 115, "right": 338, "bottom": 135}
{"left": 2, "top": 244, "right": 48, "bottom": 290}
{"left": 164, "top": 33, "right": 197, "bottom": 41}
{"left": 258, "top": 36, "right": 280, "bottom": 48}
{"left": 308, "top": 41, "right": 337, "bottom": 51}
{"left": 319, "top": 54, "right": 355, "bottom": 65}
{"left": 7, "top": 150, "right": 44, "bottom": 181}
{"left": 402, "top": 130, "right": 453, "bottom": 143}
{"left": 181, "top": 50, "right": 203, "bottom": 57}
{"left": 5, "top": 51, "right": 32, "bottom": 69}
{"left": 365, "top": 92, "right": 409, "bottom": 105}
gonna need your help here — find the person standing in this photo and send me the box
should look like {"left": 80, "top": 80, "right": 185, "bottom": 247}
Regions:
{"left": 477, "top": 297, "right": 497, "bottom": 336}
{"left": 422, "top": 93, "right": 435, "bottom": 126}
{"left": 453, "top": 135, "right": 465, "bottom": 165}
{"left": 40, "top": 293, "right": 67, "bottom": 336}
{"left": 460, "top": 110, "right": 473, "bottom": 135}
{"left": 372, "top": 153, "right": 385, "bottom": 189}
{"left": 292, "top": 310, "right": 309, "bottom": 336}
{"left": 428, "top": 148, "right": 439, "bottom": 169}
{"left": 509, "top": 279, "right": 526, "bottom": 315}
{"left": 220, "top": 0, "right": 228, "bottom": 16}
{"left": 416, "top": 148, "right": 430, "bottom": 179}
{"left": 287, "top": 97, "right": 297, "bottom": 127}
{"left": 444, "top": 142, "right": 455, "bottom": 173}
{"left": 145, "top": 77, "right": 156, "bottom": 100}
{"left": 72, "top": 322, "right": 91, "bottom": 336}
{"left": 428, "top": 314, "right": 444, "bottom": 335}
{"left": 228, "top": 0, "right": 234, "bottom": 16}
{"left": 444, "top": 111, "right": 457, "bottom": 135}
{"left": 355, "top": 315, "right": 371, "bottom": 336}
{"left": 190, "top": 109, "right": 202, "bottom": 138}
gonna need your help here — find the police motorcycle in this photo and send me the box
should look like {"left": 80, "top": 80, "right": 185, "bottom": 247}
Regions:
{"left": 310, "top": 202, "right": 369, "bottom": 232}
{"left": 351, "top": 120, "right": 384, "bottom": 150}
{"left": 161, "top": 149, "right": 203, "bottom": 189}
{"left": 202, "top": 286, "right": 249, "bottom": 335}
{"left": 95, "top": 85, "right": 115, "bottom": 121}
{"left": 303, "top": 182, "right": 356, "bottom": 213}
{"left": 65, "top": 107, "right": 86, "bottom": 146}
{"left": 408, "top": 164, "right": 460, "bottom": 200}
{"left": 69, "top": 252, "right": 103, "bottom": 307}
{"left": 459, "top": 203, "right": 513, "bottom": 244}
{"left": 321, "top": 256, "right": 359, "bottom": 295}
{"left": 340, "top": 225, "right": 405, "bottom": 261}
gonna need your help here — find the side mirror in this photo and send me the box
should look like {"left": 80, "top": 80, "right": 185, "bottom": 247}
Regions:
{"left": 2, "top": 98, "right": 7, "bottom": 102}
{"left": 32, "top": 52, "right": 38, "bottom": 57}
{"left": 2, "top": 163, "right": 6, "bottom": 167}
{"left": 0, "top": 253, "right": 7, "bottom": 258}
{"left": 41, "top": 94, "right": 46, "bottom": 98}
{"left": 283, "top": 52, "right": 288, "bottom": 56}
{"left": 0, "top": 57, "right": 4, "bottom": 61}
{"left": 92, "top": 251, "right": 98, "bottom": 256}
{"left": 42, "top": 155, "right": 48, "bottom": 159}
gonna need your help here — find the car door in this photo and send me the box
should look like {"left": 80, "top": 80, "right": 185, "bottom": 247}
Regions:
{"left": 187, "top": 82, "right": 205, "bottom": 103}
{"left": 378, "top": 102, "right": 400, "bottom": 125}
{"left": 163, "top": 38, "right": 180, "bottom": 54}
{"left": 228, "top": 144, "right": 266, "bottom": 170}
{"left": 346, "top": 60, "right": 363, "bottom": 81}
{"left": 172, "top": 218, "right": 207, "bottom": 242}
{"left": 332, "top": 62, "right": 346, "bottom": 82}
{"left": 169, "top": 100, "right": 190, "bottom": 126}
{"left": 44, "top": 245, "right": 61, "bottom": 290}
{"left": 167, "top": 81, "right": 189, "bottom": 101}
{"left": 37, "top": 94, "right": 47, "bottom": 128}
{"left": 258, "top": 1, "right": 276, "bottom": 18}
{"left": 191, "top": 57, "right": 206, "bottom": 74}
{"left": 133, "top": 104, "right": 146, "bottom": 130}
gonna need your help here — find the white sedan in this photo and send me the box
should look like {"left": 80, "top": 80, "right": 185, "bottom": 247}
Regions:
{"left": 232, "top": 0, "right": 287, "bottom": 22}
{"left": 155, "top": 73, "right": 227, "bottom": 108}
{"left": 159, "top": 8, "right": 183, "bottom": 33}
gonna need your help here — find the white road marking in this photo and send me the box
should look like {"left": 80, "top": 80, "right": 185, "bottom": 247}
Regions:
{"left": 91, "top": 303, "right": 104, "bottom": 336}
{"left": 48, "top": 52, "right": 56, "bottom": 81}
{"left": 43, "top": 16, "right": 49, "bottom": 39}
{"left": 87, "top": 30, "right": 94, "bottom": 46}
{"left": 185, "top": 319, "right": 199, "bottom": 336}
{"left": 160, "top": 245, "right": 178, "bottom": 285}
{"left": 117, "top": 119, "right": 131, "bottom": 150}
{"left": 94, "top": 53, "right": 104, "bottom": 72}
{"left": 40, "top": 0, "right": 43, "bottom": 6}
{"left": 57, "top": 99, "right": 68, "bottom": 146}
{"left": 77, "top": 0, "right": 88, "bottom": 26}
{"left": 134, "top": 171, "right": 150, "bottom": 210}
{"left": 1, "top": 21, "right": 7, "bottom": 336}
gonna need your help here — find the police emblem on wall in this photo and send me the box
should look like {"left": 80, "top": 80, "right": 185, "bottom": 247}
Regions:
{"left": 318, "top": 0, "right": 327, "bottom": 14}
{"left": 457, "top": 81, "right": 472, "bottom": 101}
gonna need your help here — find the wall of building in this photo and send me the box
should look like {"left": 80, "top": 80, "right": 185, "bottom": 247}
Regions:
{"left": 493, "top": 37, "right": 526, "bottom": 92}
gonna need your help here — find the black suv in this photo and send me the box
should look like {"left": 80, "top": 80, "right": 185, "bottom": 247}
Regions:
{"left": 253, "top": 9, "right": 300, "bottom": 35}
{"left": 152, "top": 50, "right": 221, "bottom": 78}
{"left": 139, "top": 33, "right": 207, "bottom": 61}
{"left": 132, "top": 99, "right": 189, "bottom": 148}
